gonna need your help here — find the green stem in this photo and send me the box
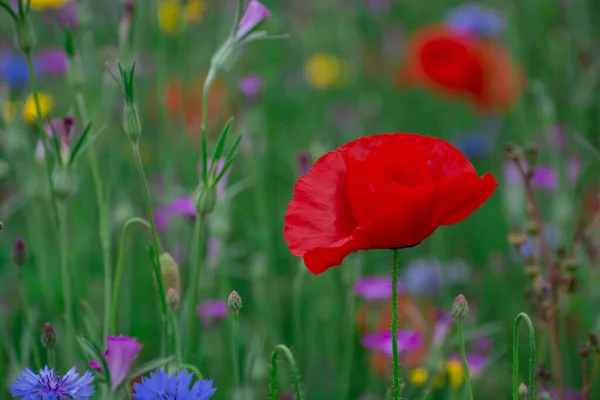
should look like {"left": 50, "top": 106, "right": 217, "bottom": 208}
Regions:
{"left": 391, "top": 249, "right": 401, "bottom": 400}
{"left": 458, "top": 320, "right": 474, "bottom": 400}
{"left": 180, "top": 363, "right": 203, "bottom": 380}
{"left": 47, "top": 348, "right": 55, "bottom": 369}
{"left": 131, "top": 143, "right": 168, "bottom": 353}
{"left": 58, "top": 201, "right": 74, "bottom": 363}
{"left": 269, "top": 344, "right": 301, "bottom": 400}
{"left": 512, "top": 312, "right": 536, "bottom": 400}
{"left": 23, "top": 51, "right": 59, "bottom": 226}
{"left": 583, "top": 353, "right": 600, "bottom": 398}
{"left": 232, "top": 311, "right": 241, "bottom": 388}
{"left": 74, "top": 92, "right": 112, "bottom": 340}
{"left": 200, "top": 67, "right": 215, "bottom": 182}
{"left": 170, "top": 310, "right": 182, "bottom": 367}
{"left": 111, "top": 217, "right": 151, "bottom": 334}
{"left": 18, "top": 268, "right": 41, "bottom": 368}
{"left": 184, "top": 214, "right": 206, "bottom": 357}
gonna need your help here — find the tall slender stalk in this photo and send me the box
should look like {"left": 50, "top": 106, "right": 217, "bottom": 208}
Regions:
{"left": 17, "top": 267, "right": 41, "bottom": 368}
{"left": 458, "top": 319, "right": 474, "bottom": 400}
{"left": 58, "top": 202, "right": 74, "bottom": 362}
{"left": 231, "top": 310, "right": 241, "bottom": 389}
{"left": 170, "top": 310, "right": 182, "bottom": 367}
{"left": 269, "top": 344, "right": 302, "bottom": 400}
{"left": 184, "top": 214, "right": 206, "bottom": 356}
{"left": 512, "top": 313, "right": 536, "bottom": 400}
{"left": 111, "top": 217, "right": 151, "bottom": 334}
{"left": 391, "top": 249, "right": 401, "bottom": 400}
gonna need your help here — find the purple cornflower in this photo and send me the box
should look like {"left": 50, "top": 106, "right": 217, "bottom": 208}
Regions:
{"left": 362, "top": 330, "right": 422, "bottom": 356}
{"left": 530, "top": 165, "right": 559, "bottom": 191}
{"left": 238, "top": 76, "right": 263, "bottom": 99}
{"left": 153, "top": 196, "right": 196, "bottom": 231}
{"left": 11, "top": 365, "right": 95, "bottom": 399}
{"left": 133, "top": 369, "right": 216, "bottom": 400}
{"left": 235, "top": 0, "right": 271, "bottom": 40}
{"left": 445, "top": 3, "right": 505, "bottom": 38}
{"left": 197, "top": 299, "right": 228, "bottom": 326}
{"left": 48, "top": 1, "right": 78, "bottom": 28}
{"left": 296, "top": 150, "right": 311, "bottom": 177}
{"left": 472, "top": 335, "right": 492, "bottom": 354}
{"left": 35, "top": 48, "right": 68, "bottom": 76}
{"left": 88, "top": 336, "right": 142, "bottom": 389}
{"left": 353, "top": 276, "right": 402, "bottom": 302}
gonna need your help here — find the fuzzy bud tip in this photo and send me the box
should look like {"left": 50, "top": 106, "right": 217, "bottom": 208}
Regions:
{"left": 451, "top": 294, "right": 469, "bottom": 321}
{"left": 228, "top": 290, "right": 242, "bottom": 313}
{"left": 159, "top": 252, "right": 181, "bottom": 297}
{"left": 518, "top": 383, "right": 528, "bottom": 399}
{"left": 166, "top": 288, "right": 180, "bottom": 310}
{"left": 41, "top": 323, "right": 57, "bottom": 349}
{"left": 508, "top": 227, "right": 528, "bottom": 248}
{"left": 13, "top": 236, "right": 26, "bottom": 267}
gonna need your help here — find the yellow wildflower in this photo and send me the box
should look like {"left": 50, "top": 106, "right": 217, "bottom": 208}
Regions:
{"left": 2, "top": 101, "right": 18, "bottom": 124}
{"left": 184, "top": 0, "right": 206, "bottom": 23}
{"left": 304, "top": 53, "right": 350, "bottom": 89}
{"left": 29, "top": 0, "right": 71, "bottom": 10}
{"left": 408, "top": 368, "right": 428, "bottom": 388}
{"left": 23, "top": 93, "right": 53, "bottom": 125}
{"left": 158, "top": 0, "right": 182, "bottom": 35}
{"left": 446, "top": 360, "right": 465, "bottom": 388}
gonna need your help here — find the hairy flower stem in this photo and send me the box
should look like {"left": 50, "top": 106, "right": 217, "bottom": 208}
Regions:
{"left": 17, "top": 266, "right": 41, "bottom": 368}
{"left": 512, "top": 313, "right": 536, "bottom": 400}
{"left": 184, "top": 214, "right": 206, "bottom": 357}
{"left": 170, "top": 310, "right": 182, "bottom": 367}
{"left": 391, "top": 249, "right": 401, "bottom": 400}
{"left": 23, "top": 51, "right": 59, "bottom": 226}
{"left": 514, "top": 160, "right": 564, "bottom": 400}
{"left": 58, "top": 202, "right": 74, "bottom": 362}
{"left": 458, "top": 320, "right": 474, "bottom": 400}
{"left": 74, "top": 92, "right": 112, "bottom": 340}
{"left": 269, "top": 344, "right": 302, "bottom": 400}
{"left": 232, "top": 310, "right": 241, "bottom": 388}
{"left": 47, "top": 348, "right": 55, "bottom": 369}
{"left": 583, "top": 353, "right": 600, "bottom": 398}
{"left": 131, "top": 143, "right": 168, "bottom": 355}
{"left": 111, "top": 217, "right": 151, "bottom": 334}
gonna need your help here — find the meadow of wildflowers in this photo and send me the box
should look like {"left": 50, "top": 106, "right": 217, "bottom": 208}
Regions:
{"left": 0, "top": 0, "right": 599, "bottom": 399}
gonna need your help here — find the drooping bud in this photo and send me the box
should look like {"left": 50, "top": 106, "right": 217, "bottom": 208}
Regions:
{"left": 228, "top": 290, "right": 242, "bottom": 313}
{"left": 41, "top": 322, "right": 58, "bottom": 349}
{"left": 518, "top": 383, "right": 528, "bottom": 399}
{"left": 235, "top": 0, "right": 271, "bottom": 41}
{"left": 13, "top": 236, "right": 26, "bottom": 267}
{"left": 524, "top": 220, "right": 539, "bottom": 236}
{"left": 504, "top": 143, "right": 521, "bottom": 162}
{"left": 159, "top": 252, "right": 180, "bottom": 299}
{"left": 508, "top": 227, "right": 528, "bottom": 248}
{"left": 194, "top": 182, "right": 217, "bottom": 216}
{"left": 166, "top": 288, "right": 180, "bottom": 310}
{"left": 123, "top": 103, "right": 141, "bottom": 143}
{"left": 524, "top": 142, "right": 539, "bottom": 167}
{"left": 589, "top": 332, "right": 599, "bottom": 352}
{"left": 451, "top": 294, "right": 468, "bottom": 321}
{"left": 52, "top": 165, "right": 75, "bottom": 200}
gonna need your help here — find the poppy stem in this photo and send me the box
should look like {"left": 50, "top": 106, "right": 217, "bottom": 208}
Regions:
{"left": 391, "top": 248, "right": 401, "bottom": 400}
{"left": 269, "top": 344, "right": 302, "bottom": 400}
{"left": 458, "top": 319, "right": 474, "bottom": 400}
{"left": 512, "top": 313, "right": 536, "bottom": 400}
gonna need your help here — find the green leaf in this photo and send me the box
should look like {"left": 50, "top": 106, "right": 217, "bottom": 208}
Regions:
{"left": 68, "top": 122, "right": 93, "bottom": 165}
{"left": 210, "top": 118, "right": 234, "bottom": 177}
{"left": 127, "top": 356, "right": 174, "bottom": 381}
{"left": 77, "top": 336, "right": 111, "bottom": 387}
{"left": 214, "top": 135, "right": 242, "bottom": 183}
{"left": 64, "top": 29, "right": 75, "bottom": 58}
{"left": 0, "top": 1, "right": 18, "bottom": 21}
{"left": 106, "top": 64, "right": 121, "bottom": 87}
{"left": 201, "top": 128, "right": 208, "bottom": 183}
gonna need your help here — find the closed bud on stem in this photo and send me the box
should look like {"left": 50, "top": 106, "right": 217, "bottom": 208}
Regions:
{"left": 504, "top": 143, "right": 521, "bottom": 162}
{"left": 579, "top": 343, "right": 591, "bottom": 357}
{"left": 563, "top": 257, "right": 579, "bottom": 272}
{"left": 123, "top": 103, "right": 141, "bottom": 143}
{"left": 524, "top": 220, "right": 539, "bottom": 236}
{"left": 41, "top": 323, "right": 57, "bottom": 349}
{"left": 524, "top": 142, "right": 539, "bottom": 167}
{"left": 15, "top": 18, "right": 35, "bottom": 54}
{"left": 166, "top": 288, "right": 180, "bottom": 310}
{"left": 508, "top": 227, "right": 528, "bottom": 248}
{"left": 524, "top": 264, "right": 542, "bottom": 279}
{"left": 13, "top": 237, "right": 26, "bottom": 267}
{"left": 589, "top": 332, "right": 599, "bottom": 352}
{"left": 451, "top": 294, "right": 468, "bottom": 321}
{"left": 518, "top": 383, "right": 528, "bottom": 399}
{"left": 194, "top": 182, "right": 217, "bottom": 216}
{"left": 159, "top": 252, "right": 180, "bottom": 299}
{"left": 52, "top": 166, "right": 75, "bottom": 200}
{"left": 228, "top": 290, "right": 242, "bottom": 313}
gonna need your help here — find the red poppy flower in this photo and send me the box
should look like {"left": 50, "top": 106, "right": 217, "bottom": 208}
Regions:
{"left": 283, "top": 133, "right": 497, "bottom": 274}
{"left": 399, "top": 24, "right": 524, "bottom": 113}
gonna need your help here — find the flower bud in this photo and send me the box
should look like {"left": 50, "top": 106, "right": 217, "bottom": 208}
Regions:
{"left": 524, "top": 264, "right": 542, "bottom": 279}
{"left": 13, "top": 237, "right": 26, "bottom": 267}
{"left": 123, "top": 103, "right": 141, "bottom": 143}
{"left": 235, "top": 0, "right": 271, "bottom": 40}
{"left": 52, "top": 166, "right": 75, "bottom": 200}
{"left": 518, "top": 383, "right": 528, "bottom": 399}
{"left": 508, "top": 227, "right": 528, "bottom": 248}
{"left": 451, "top": 294, "right": 468, "bottom": 321}
{"left": 15, "top": 18, "right": 35, "bottom": 53}
{"left": 166, "top": 287, "right": 180, "bottom": 310}
{"left": 41, "top": 322, "right": 57, "bottom": 349}
{"left": 524, "top": 142, "right": 539, "bottom": 167}
{"left": 504, "top": 143, "right": 521, "bottom": 162}
{"left": 524, "top": 220, "right": 539, "bottom": 236}
{"left": 579, "top": 343, "right": 591, "bottom": 357}
{"left": 159, "top": 252, "right": 180, "bottom": 298}
{"left": 228, "top": 290, "right": 242, "bottom": 313}
{"left": 589, "top": 332, "right": 599, "bottom": 351}
{"left": 194, "top": 182, "right": 217, "bottom": 216}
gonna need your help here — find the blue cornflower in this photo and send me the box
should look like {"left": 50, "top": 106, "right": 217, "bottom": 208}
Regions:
{"left": 1, "top": 54, "right": 34, "bottom": 87}
{"left": 133, "top": 369, "right": 216, "bottom": 400}
{"left": 10, "top": 365, "right": 95, "bottom": 399}
{"left": 445, "top": 3, "right": 505, "bottom": 38}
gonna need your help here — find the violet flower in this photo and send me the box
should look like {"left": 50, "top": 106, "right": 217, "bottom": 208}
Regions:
{"left": 197, "top": 299, "right": 228, "bottom": 327}
{"left": 445, "top": 3, "right": 505, "bottom": 38}
{"left": 361, "top": 330, "right": 422, "bottom": 356}
{"left": 35, "top": 48, "right": 68, "bottom": 76}
{"left": 88, "top": 336, "right": 142, "bottom": 389}
{"left": 48, "top": 1, "right": 78, "bottom": 28}
{"left": 530, "top": 165, "right": 559, "bottom": 191}
{"left": 235, "top": 0, "right": 271, "bottom": 40}
{"left": 36, "top": 117, "right": 74, "bottom": 164}
{"left": 353, "top": 276, "right": 402, "bottom": 302}
{"left": 448, "top": 353, "right": 488, "bottom": 375}
{"left": 152, "top": 196, "right": 195, "bottom": 232}
{"left": 238, "top": 76, "right": 263, "bottom": 100}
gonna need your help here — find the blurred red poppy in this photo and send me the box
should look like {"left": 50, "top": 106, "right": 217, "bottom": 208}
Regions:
{"left": 399, "top": 24, "right": 524, "bottom": 113}
{"left": 284, "top": 133, "right": 497, "bottom": 274}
